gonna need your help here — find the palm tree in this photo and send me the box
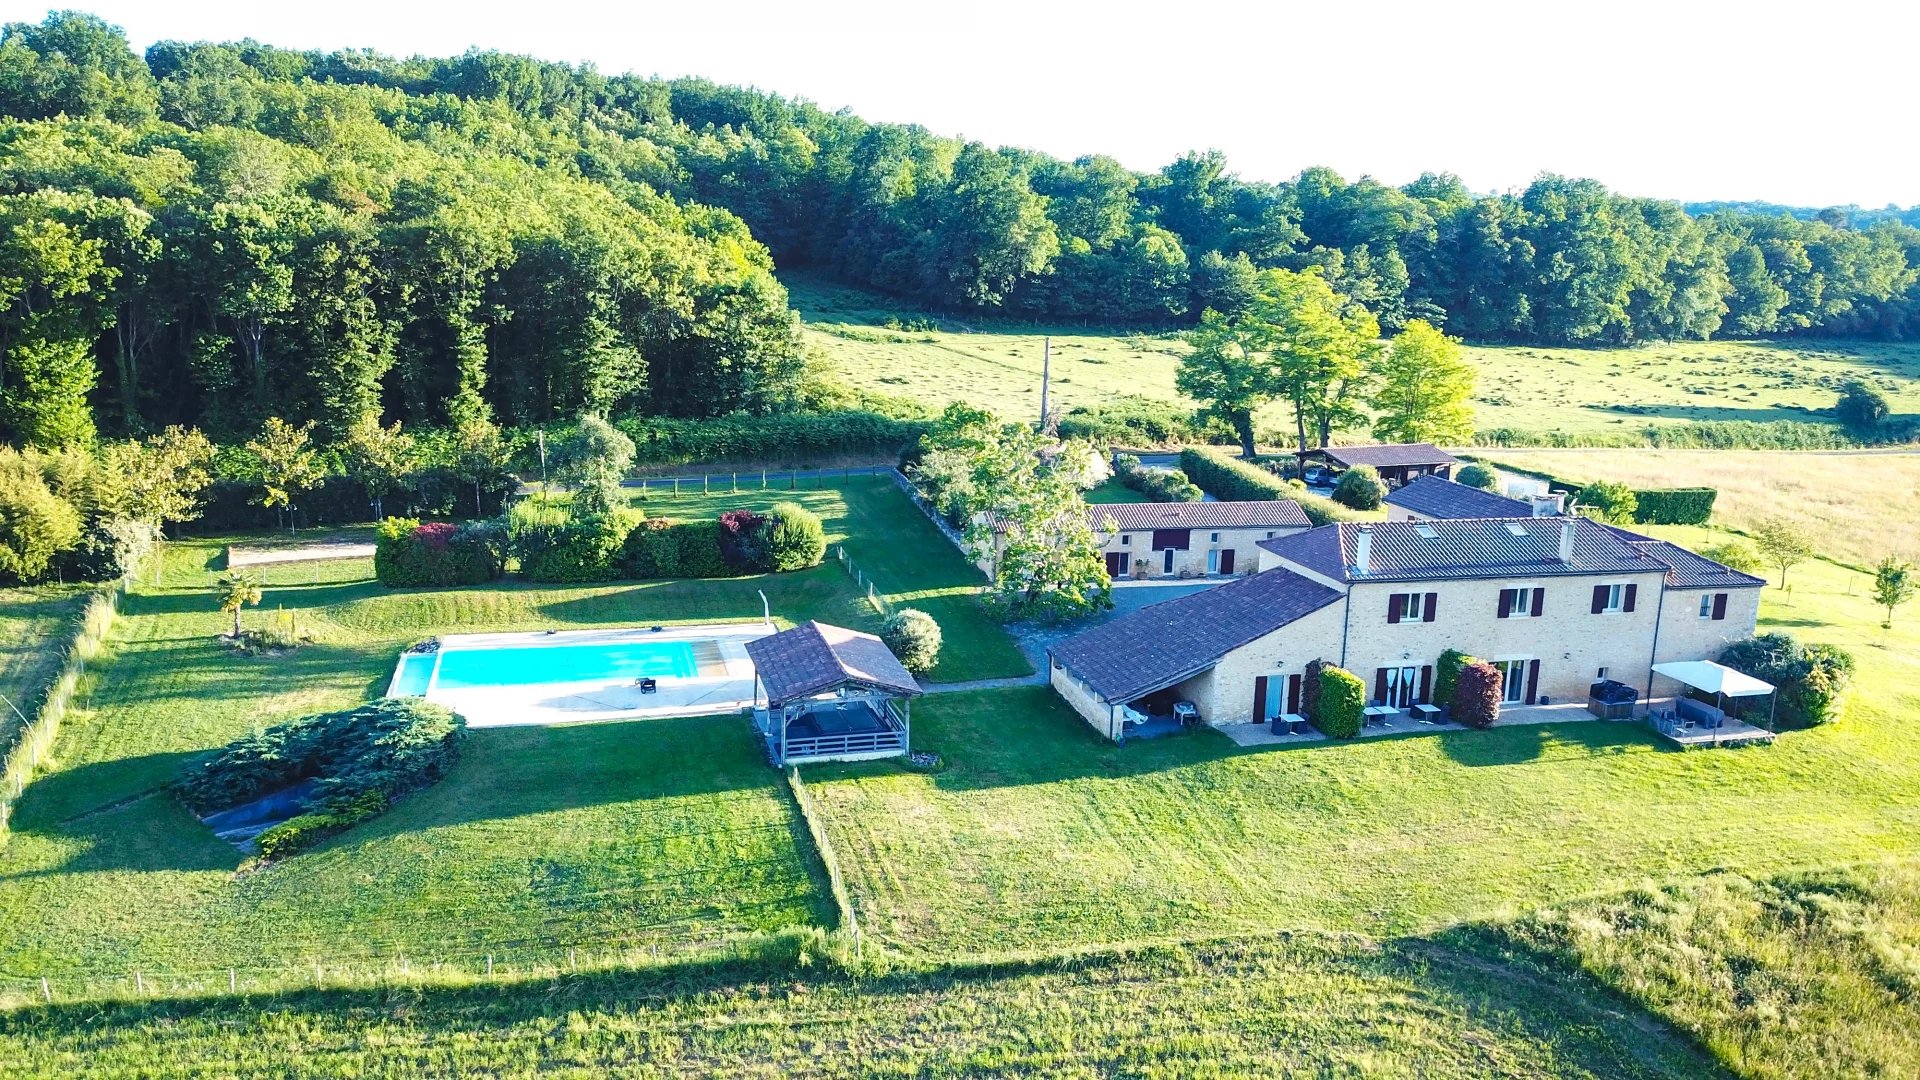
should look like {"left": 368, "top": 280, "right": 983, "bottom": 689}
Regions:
{"left": 217, "top": 572, "right": 263, "bottom": 638}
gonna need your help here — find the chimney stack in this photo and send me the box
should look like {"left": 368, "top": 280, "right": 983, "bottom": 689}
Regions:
{"left": 1558, "top": 516, "right": 1575, "bottom": 562}
{"left": 1353, "top": 526, "right": 1373, "bottom": 576}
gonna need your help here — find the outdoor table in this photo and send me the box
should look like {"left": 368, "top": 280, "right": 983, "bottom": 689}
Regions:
{"left": 1411, "top": 703, "right": 1442, "bottom": 724}
{"left": 1363, "top": 705, "right": 1397, "bottom": 726}
{"left": 1280, "top": 712, "right": 1307, "bottom": 735}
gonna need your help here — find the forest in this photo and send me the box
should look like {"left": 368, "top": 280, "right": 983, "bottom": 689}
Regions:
{"left": 2, "top": 11, "right": 1919, "bottom": 450}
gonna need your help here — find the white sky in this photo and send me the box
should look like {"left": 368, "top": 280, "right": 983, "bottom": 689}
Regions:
{"left": 14, "top": 0, "right": 1918, "bottom": 207}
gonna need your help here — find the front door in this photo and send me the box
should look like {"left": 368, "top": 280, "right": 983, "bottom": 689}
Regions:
{"left": 1163, "top": 548, "right": 1175, "bottom": 574}
{"left": 1105, "top": 552, "right": 1126, "bottom": 578}
{"left": 1497, "top": 659, "right": 1528, "bottom": 704}
{"left": 1219, "top": 548, "right": 1236, "bottom": 574}
{"left": 1384, "top": 665, "right": 1419, "bottom": 708}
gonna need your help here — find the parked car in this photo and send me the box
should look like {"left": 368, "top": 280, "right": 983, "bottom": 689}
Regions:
{"left": 1302, "top": 465, "right": 1336, "bottom": 488}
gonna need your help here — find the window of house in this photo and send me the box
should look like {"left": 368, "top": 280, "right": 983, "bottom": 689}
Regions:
{"left": 1506, "top": 588, "right": 1532, "bottom": 617}
{"left": 1121, "top": 535, "right": 1131, "bottom": 546}
{"left": 1388, "top": 591, "right": 1435, "bottom": 624}
{"left": 1596, "top": 666, "right": 1609, "bottom": 680}
{"left": 1698, "top": 594, "right": 1714, "bottom": 618}
{"left": 1265, "top": 530, "right": 1276, "bottom": 539}
{"left": 1210, "top": 532, "right": 1220, "bottom": 543}
{"left": 1603, "top": 583, "right": 1625, "bottom": 612}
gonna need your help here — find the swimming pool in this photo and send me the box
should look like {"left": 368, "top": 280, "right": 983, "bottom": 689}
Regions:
{"left": 433, "top": 640, "right": 698, "bottom": 689}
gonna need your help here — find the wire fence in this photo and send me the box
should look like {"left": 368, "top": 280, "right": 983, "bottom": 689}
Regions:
{"left": 835, "top": 545, "right": 892, "bottom": 616}
{"left": 786, "top": 767, "right": 862, "bottom": 960}
{"left": 628, "top": 466, "right": 878, "bottom": 499}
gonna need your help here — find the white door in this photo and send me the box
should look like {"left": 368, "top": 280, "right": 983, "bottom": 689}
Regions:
{"left": 1497, "top": 660, "right": 1527, "bottom": 704}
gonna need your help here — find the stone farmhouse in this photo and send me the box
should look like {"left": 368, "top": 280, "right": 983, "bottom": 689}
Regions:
{"left": 1048, "top": 513, "right": 1764, "bottom": 740}
{"left": 1384, "top": 474, "right": 1565, "bottom": 521}
{"left": 1089, "top": 501, "right": 1311, "bottom": 579}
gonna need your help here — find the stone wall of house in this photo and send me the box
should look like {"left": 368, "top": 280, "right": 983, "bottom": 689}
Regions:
{"left": 1181, "top": 601, "right": 1350, "bottom": 726}
{"left": 1049, "top": 655, "right": 1119, "bottom": 737}
{"left": 1651, "top": 585, "right": 1764, "bottom": 698}
{"left": 1098, "top": 525, "right": 1308, "bottom": 580}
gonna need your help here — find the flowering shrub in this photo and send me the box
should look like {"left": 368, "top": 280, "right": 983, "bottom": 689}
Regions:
{"left": 374, "top": 517, "right": 504, "bottom": 587}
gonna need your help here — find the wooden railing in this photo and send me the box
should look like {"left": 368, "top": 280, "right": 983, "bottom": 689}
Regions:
{"left": 784, "top": 728, "right": 906, "bottom": 761}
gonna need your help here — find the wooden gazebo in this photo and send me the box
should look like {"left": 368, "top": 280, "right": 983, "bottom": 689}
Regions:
{"left": 746, "top": 621, "right": 922, "bottom": 766}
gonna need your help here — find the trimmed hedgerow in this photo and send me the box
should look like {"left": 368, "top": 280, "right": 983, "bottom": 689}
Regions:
{"left": 1315, "top": 666, "right": 1365, "bottom": 739}
{"left": 1180, "top": 447, "right": 1291, "bottom": 501}
{"left": 374, "top": 517, "right": 505, "bottom": 587}
{"left": 765, "top": 502, "right": 827, "bottom": 571}
{"left": 1632, "top": 487, "right": 1718, "bottom": 525}
{"left": 1454, "top": 662, "right": 1503, "bottom": 729}
{"left": 512, "top": 508, "right": 635, "bottom": 583}
{"left": 614, "top": 411, "right": 927, "bottom": 468}
{"left": 1113, "top": 454, "right": 1203, "bottom": 502}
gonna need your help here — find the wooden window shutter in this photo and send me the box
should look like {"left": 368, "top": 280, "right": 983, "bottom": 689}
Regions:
{"left": 1590, "top": 585, "right": 1607, "bottom": 614}
{"left": 1624, "top": 583, "right": 1638, "bottom": 612}
{"left": 1531, "top": 588, "right": 1544, "bottom": 617}
{"left": 1374, "top": 668, "right": 1388, "bottom": 704}
{"left": 1525, "top": 659, "right": 1540, "bottom": 704}
{"left": 1388, "top": 593, "right": 1405, "bottom": 624}
{"left": 1253, "top": 676, "right": 1268, "bottom": 721}
{"left": 1287, "top": 673, "right": 1302, "bottom": 714}
{"left": 1497, "top": 589, "right": 1512, "bottom": 618}
{"left": 1423, "top": 592, "right": 1437, "bottom": 622}
{"left": 1711, "top": 593, "right": 1727, "bottom": 621}
{"left": 1419, "top": 665, "right": 1433, "bottom": 703}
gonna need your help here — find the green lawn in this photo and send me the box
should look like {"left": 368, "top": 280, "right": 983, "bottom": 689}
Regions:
{"left": 1082, "top": 476, "right": 1149, "bottom": 504}
{"left": 789, "top": 272, "right": 1920, "bottom": 440}
{"left": 625, "top": 475, "right": 1030, "bottom": 682}
{"left": 0, "top": 932, "right": 1722, "bottom": 1079}
{"left": 0, "top": 584, "right": 90, "bottom": 767}
{"left": 802, "top": 550, "right": 1920, "bottom": 958}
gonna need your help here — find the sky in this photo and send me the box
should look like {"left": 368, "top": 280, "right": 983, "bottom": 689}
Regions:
{"left": 14, "top": 0, "right": 1919, "bottom": 208}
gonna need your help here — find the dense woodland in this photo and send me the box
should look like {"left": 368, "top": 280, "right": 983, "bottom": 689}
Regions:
{"left": 2, "top": 11, "right": 1919, "bottom": 450}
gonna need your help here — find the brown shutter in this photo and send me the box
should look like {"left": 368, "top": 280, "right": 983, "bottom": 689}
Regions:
{"left": 1531, "top": 588, "right": 1544, "bottom": 617}
{"left": 1219, "top": 548, "right": 1235, "bottom": 574}
{"left": 1525, "top": 658, "right": 1540, "bottom": 704}
{"left": 1374, "top": 668, "right": 1388, "bottom": 704}
{"left": 1624, "top": 583, "right": 1638, "bottom": 612}
{"left": 1711, "top": 593, "right": 1727, "bottom": 620}
{"left": 1287, "top": 673, "right": 1302, "bottom": 713}
{"left": 1388, "top": 593, "right": 1405, "bottom": 624}
{"left": 1419, "top": 665, "right": 1433, "bottom": 704}
{"left": 1253, "top": 676, "right": 1268, "bottom": 721}
{"left": 1423, "top": 592, "right": 1437, "bottom": 622}
{"left": 1591, "top": 585, "right": 1608, "bottom": 614}
{"left": 1497, "top": 589, "right": 1512, "bottom": 619}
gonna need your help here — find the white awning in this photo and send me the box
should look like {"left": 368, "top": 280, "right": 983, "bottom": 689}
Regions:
{"left": 1652, "top": 660, "right": 1775, "bottom": 698}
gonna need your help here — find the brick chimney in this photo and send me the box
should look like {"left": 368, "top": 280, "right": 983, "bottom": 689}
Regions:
{"left": 1353, "top": 525, "right": 1373, "bottom": 576}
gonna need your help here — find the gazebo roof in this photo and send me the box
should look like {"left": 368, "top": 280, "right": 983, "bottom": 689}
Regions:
{"left": 746, "top": 621, "right": 923, "bottom": 707}
{"left": 1652, "top": 660, "right": 1775, "bottom": 697}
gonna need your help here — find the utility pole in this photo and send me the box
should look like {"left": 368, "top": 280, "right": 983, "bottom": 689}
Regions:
{"left": 1038, "top": 336, "right": 1050, "bottom": 429}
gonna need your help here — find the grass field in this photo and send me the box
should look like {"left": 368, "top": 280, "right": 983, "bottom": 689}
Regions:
{"left": 789, "top": 273, "right": 1920, "bottom": 440}
{"left": 0, "top": 585, "right": 89, "bottom": 764}
{"left": 1472, "top": 448, "right": 1920, "bottom": 570}
{"left": 0, "top": 932, "right": 1724, "bottom": 1079}
{"left": 801, "top": 547, "right": 1920, "bottom": 957}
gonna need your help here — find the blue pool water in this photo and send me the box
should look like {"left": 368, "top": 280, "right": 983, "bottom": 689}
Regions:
{"left": 430, "top": 640, "right": 699, "bottom": 690}
{"left": 389, "top": 653, "right": 434, "bottom": 696}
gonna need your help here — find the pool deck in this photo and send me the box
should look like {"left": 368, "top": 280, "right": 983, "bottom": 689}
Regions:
{"left": 401, "top": 623, "right": 775, "bottom": 728}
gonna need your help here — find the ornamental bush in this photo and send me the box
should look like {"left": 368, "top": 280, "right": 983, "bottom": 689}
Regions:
{"left": 1433, "top": 648, "right": 1477, "bottom": 711}
{"left": 1300, "top": 658, "right": 1328, "bottom": 722}
{"left": 620, "top": 517, "right": 681, "bottom": 578}
{"left": 1113, "top": 454, "right": 1203, "bottom": 502}
{"left": 1454, "top": 662, "right": 1503, "bottom": 728}
{"left": 765, "top": 501, "right": 826, "bottom": 571}
{"left": 1333, "top": 464, "right": 1386, "bottom": 510}
{"left": 1700, "top": 537, "right": 1764, "bottom": 574}
{"left": 1455, "top": 463, "right": 1499, "bottom": 491}
{"left": 178, "top": 699, "right": 465, "bottom": 858}
{"left": 879, "top": 608, "right": 942, "bottom": 673}
{"left": 510, "top": 503, "right": 635, "bottom": 583}
{"left": 1575, "top": 480, "right": 1638, "bottom": 524}
{"left": 1315, "top": 666, "right": 1365, "bottom": 739}
{"left": 1719, "top": 632, "right": 1854, "bottom": 727}
{"left": 718, "top": 508, "right": 769, "bottom": 572}
{"left": 1630, "top": 487, "right": 1717, "bottom": 525}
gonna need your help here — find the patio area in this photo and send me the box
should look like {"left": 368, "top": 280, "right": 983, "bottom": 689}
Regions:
{"left": 1213, "top": 698, "right": 1660, "bottom": 748}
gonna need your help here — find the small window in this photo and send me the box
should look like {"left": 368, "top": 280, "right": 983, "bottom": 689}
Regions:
{"left": 1121, "top": 535, "right": 1131, "bottom": 546}
{"left": 1504, "top": 522, "right": 1529, "bottom": 537}
{"left": 1504, "top": 587, "right": 1533, "bottom": 617}
{"left": 1210, "top": 532, "right": 1220, "bottom": 543}
{"left": 1415, "top": 523, "right": 1438, "bottom": 539}
{"left": 1265, "top": 530, "right": 1276, "bottom": 539}
{"left": 1596, "top": 666, "right": 1608, "bottom": 680}
{"left": 1698, "top": 594, "right": 1714, "bottom": 618}
{"left": 1603, "top": 584, "right": 1625, "bottom": 612}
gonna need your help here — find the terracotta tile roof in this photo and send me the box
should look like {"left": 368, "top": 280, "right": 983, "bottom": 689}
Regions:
{"left": 745, "top": 621, "right": 923, "bottom": 707}
{"left": 1089, "top": 500, "right": 1311, "bottom": 533}
{"left": 1317, "top": 443, "right": 1458, "bottom": 469}
{"left": 1383, "top": 474, "right": 1534, "bottom": 520}
{"left": 1049, "top": 571, "right": 1342, "bottom": 702}
{"left": 1259, "top": 517, "right": 1692, "bottom": 583}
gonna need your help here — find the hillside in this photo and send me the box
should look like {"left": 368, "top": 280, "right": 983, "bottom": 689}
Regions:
{"left": 792, "top": 274, "right": 1920, "bottom": 442}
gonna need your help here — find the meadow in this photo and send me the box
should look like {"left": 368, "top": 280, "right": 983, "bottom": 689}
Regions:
{"left": 789, "top": 273, "right": 1920, "bottom": 441}
{"left": 0, "top": 586, "right": 90, "bottom": 763}
{"left": 1472, "top": 448, "right": 1920, "bottom": 569}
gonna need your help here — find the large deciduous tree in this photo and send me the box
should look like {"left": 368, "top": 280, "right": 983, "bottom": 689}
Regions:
{"left": 1369, "top": 319, "right": 1475, "bottom": 445}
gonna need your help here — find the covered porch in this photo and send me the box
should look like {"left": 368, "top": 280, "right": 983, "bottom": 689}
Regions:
{"left": 746, "top": 620, "right": 922, "bottom": 767}
{"left": 1648, "top": 660, "right": 1778, "bottom": 749}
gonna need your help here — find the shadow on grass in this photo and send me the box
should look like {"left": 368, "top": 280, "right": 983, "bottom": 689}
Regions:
{"left": 122, "top": 579, "right": 388, "bottom": 617}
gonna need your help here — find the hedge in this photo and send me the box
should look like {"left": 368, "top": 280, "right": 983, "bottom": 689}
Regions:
{"left": 195, "top": 469, "right": 514, "bottom": 532}
{"left": 1434, "top": 648, "right": 1476, "bottom": 711}
{"left": 1632, "top": 487, "right": 1718, "bottom": 525}
{"left": 1719, "top": 633, "right": 1854, "bottom": 728}
{"left": 509, "top": 503, "right": 635, "bottom": 583}
{"left": 1454, "top": 662, "right": 1503, "bottom": 729}
{"left": 1477, "top": 460, "right": 1718, "bottom": 526}
{"left": 1315, "top": 666, "right": 1365, "bottom": 739}
{"left": 613, "top": 411, "right": 928, "bottom": 469}
{"left": 374, "top": 518, "right": 505, "bottom": 587}
{"left": 0, "top": 584, "right": 119, "bottom": 846}
{"left": 1179, "top": 447, "right": 1292, "bottom": 502}
{"left": 1058, "top": 397, "right": 1223, "bottom": 447}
